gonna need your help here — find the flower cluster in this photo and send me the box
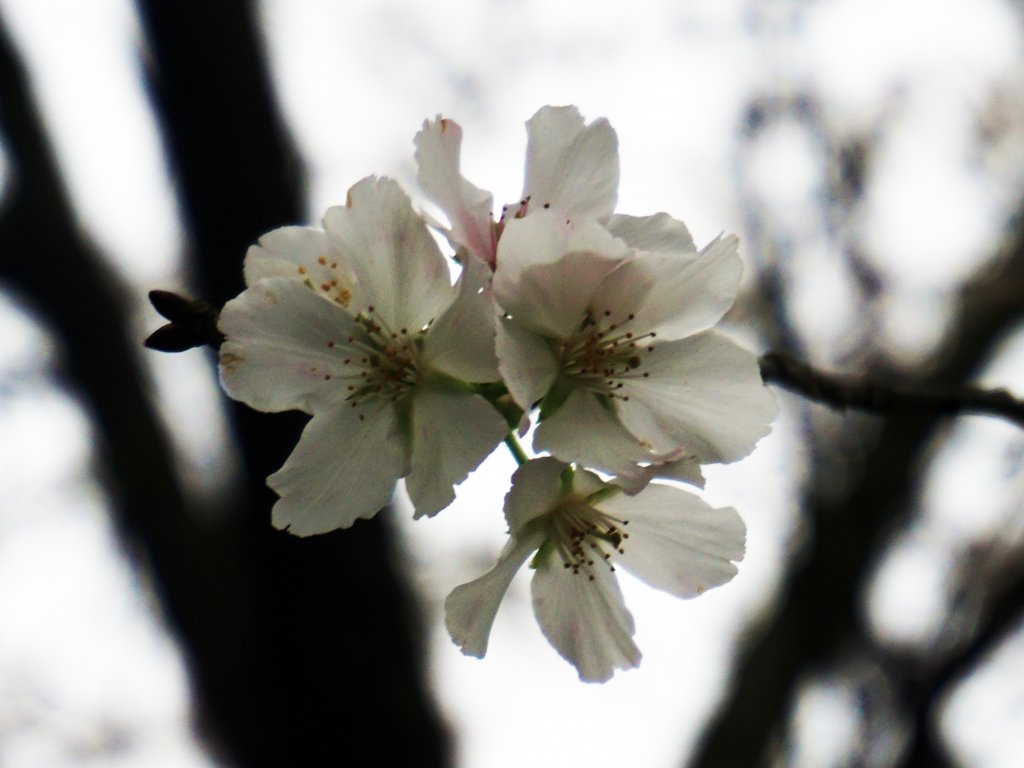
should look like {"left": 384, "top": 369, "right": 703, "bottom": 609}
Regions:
{"left": 217, "top": 106, "right": 775, "bottom": 681}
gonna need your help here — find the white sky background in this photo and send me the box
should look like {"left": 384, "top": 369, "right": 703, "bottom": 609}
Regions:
{"left": 0, "top": 0, "right": 1023, "bottom": 766}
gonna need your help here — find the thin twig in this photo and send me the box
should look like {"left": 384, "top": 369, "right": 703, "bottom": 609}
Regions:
{"left": 760, "top": 351, "right": 1024, "bottom": 428}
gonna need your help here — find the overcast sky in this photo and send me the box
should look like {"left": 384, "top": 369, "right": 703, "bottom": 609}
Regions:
{"left": 1, "top": 1, "right": 1023, "bottom": 766}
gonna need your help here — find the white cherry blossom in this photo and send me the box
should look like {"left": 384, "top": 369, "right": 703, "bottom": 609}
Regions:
{"left": 218, "top": 177, "right": 508, "bottom": 534}
{"left": 414, "top": 105, "right": 619, "bottom": 268}
{"left": 492, "top": 209, "right": 776, "bottom": 484}
{"left": 445, "top": 457, "right": 746, "bottom": 682}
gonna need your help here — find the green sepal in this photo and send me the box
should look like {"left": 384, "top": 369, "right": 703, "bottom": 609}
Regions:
{"left": 419, "top": 368, "right": 476, "bottom": 394}
{"left": 529, "top": 536, "right": 555, "bottom": 570}
{"left": 559, "top": 465, "right": 576, "bottom": 496}
{"left": 585, "top": 485, "right": 621, "bottom": 506}
{"left": 537, "top": 374, "right": 576, "bottom": 422}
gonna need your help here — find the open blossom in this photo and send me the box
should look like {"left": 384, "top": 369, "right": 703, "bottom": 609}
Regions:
{"left": 218, "top": 177, "right": 508, "bottom": 534}
{"left": 414, "top": 105, "right": 619, "bottom": 268}
{"left": 415, "top": 105, "right": 774, "bottom": 486}
{"left": 445, "top": 457, "right": 746, "bottom": 682}
{"left": 491, "top": 209, "right": 776, "bottom": 484}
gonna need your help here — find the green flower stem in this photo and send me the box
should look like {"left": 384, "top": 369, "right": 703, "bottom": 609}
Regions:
{"left": 503, "top": 431, "right": 530, "bottom": 466}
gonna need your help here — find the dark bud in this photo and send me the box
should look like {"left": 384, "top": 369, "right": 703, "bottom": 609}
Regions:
{"left": 149, "top": 289, "right": 195, "bottom": 323}
{"left": 145, "top": 290, "right": 225, "bottom": 352}
{"left": 145, "top": 324, "right": 202, "bottom": 353}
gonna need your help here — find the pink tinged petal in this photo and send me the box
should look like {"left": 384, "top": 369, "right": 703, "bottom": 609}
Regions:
{"left": 495, "top": 316, "right": 559, "bottom": 411}
{"left": 323, "top": 177, "right": 454, "bottom": 333}
{"left": 405, "top": 388, "right": 507, "bottom": 518}
{"left": 534, "top": 387, "right": 667, "bottom": 481}
{"left": 628, "top": 234, "right": 743, "bottom": 341}
{"left": 218, "top": 278, "right": 366, "bottom": 414}
{"left": 503, "top": 457, "right": 569, "bottom": 531}
{"left": 445, "top": 529, "right": 546, "bottom": 658}
{"left": 522, "top": 105, "right": 619, "bottom": 222}
{"left": 605, "top": 212, "right": 696, "bottom": 256}
{"left": 414, "top": 117, "right": 497, "bottom": 268}
{"left": 619, "top": 331, "right": 777, "bottom": 463}
{"left": 267, "top": 401, "right": 407, "bottom": 535}
{"left": 421, "top": 259, "right": 500, "bottom": 382}
{"left": 600, "top": 485, "right": 746, "bottom": 599}
{"left": 243, "top": 227, "right": 356, "bottom": 309}
{"left": 531, "top": 547, "right": 640, "bottom": 683}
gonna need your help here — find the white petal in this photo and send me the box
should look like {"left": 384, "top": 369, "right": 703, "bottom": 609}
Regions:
{"left": 494, "top": 210, "right": 571, "bottom": 288}
{"left": 613, "top": 454, "right": 705, "bottom": 494}
{"left": 405, "top": 387, "right": 507, "bottom": 518}
{"left": 587, "top": 256, "right": 656, "bottom": 327}
{"left": 600, "top": 485, "right": 746, "bottom": 599}
{"left": 243, "top": 227, "right": 356, "bottom": 310}
{"left": 531, "top": 547, "right": 640, "bottom": 683}
{"left": 495, "top": 316, "right": 560, "bottom": 411}
{"left": 267, "top": 401, "right": 406, "bottom": 535}
{"left": 534, "top": 387, "right": 665, "bottom": 479}
{"left": 489, "top": 210, "right": 565, "bottom": 280}
{"left": 503, "top": 457, "right": 569, "bottom": 532}
{"left": 494, "top": 212, "right": 627, "bottom": 316}
{"left": 643, "top": 234, "right": 742, "bottom": 339}
{"left": 414, "top": 117, "right": 497, "bottom": 267}
{"left": 494, "top": 220, "right": 626, "bottom": 339}
{"left": 522, "top": 106, "right": 619, "bottom": 222}
{"left": 649, "top": 455, "right": 705, "bottom": 487}
{"left": 324, "top": 177, "right": 454, "bottom": 333}
{"left": 421, "top": 258, "right": 500, "bottom": 382}
{"left": 598, "top": 234, "right": 742, "bottom": 342}
{"left": 218, "top": 278, "right": 365, "bottom": 414}
{"left": 510, "top": 254, "right": 623, "bottom": 340}
{"left": 619, "top": 331, "right": 776, "bottom": 463}
{"left": 606, "top": 212, "right": 696, "bottom": 256}
{"left": 445, "top": 529, "right": 546, "bottom": 658}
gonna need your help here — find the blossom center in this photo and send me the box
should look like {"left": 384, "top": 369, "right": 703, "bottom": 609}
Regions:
{"left": 559, "top": 309, "right": 656, "bottom": 401}
{"left": 549, "top": 500, "right": 630, "bottom": 581}
{"left": 329, "top": 306, "right": 426, "bottom": 414}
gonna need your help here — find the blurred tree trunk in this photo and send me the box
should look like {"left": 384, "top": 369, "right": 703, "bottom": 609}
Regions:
{"left": 0, "top": 2, "right": 450, "bottom": 765}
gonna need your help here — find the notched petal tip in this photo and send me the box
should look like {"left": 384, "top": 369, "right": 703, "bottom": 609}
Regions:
{"left": 444, "top": 585, "right": 491, "bottom": 659}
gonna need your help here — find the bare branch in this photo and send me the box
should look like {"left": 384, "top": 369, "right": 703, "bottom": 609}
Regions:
{"left": 760, "top": 351, "right": 1024, "bottom": 429}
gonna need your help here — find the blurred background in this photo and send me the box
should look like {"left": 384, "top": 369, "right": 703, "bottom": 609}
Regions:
{"left": 1, "top": 0, "right": 1023, "bottom": 766}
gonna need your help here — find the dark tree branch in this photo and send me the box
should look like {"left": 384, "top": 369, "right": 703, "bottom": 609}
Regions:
{"left": 693, "top": 206, "right": 1024, "bottom": 768}
{"left": 0, "top": 5, "right": 219, "bottom": 753}
{"left": 891, "top": 540, "right": 1024, "bottom": 768}
{"left": 760, "top": 351, "right": 1024, "bottom": 429}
